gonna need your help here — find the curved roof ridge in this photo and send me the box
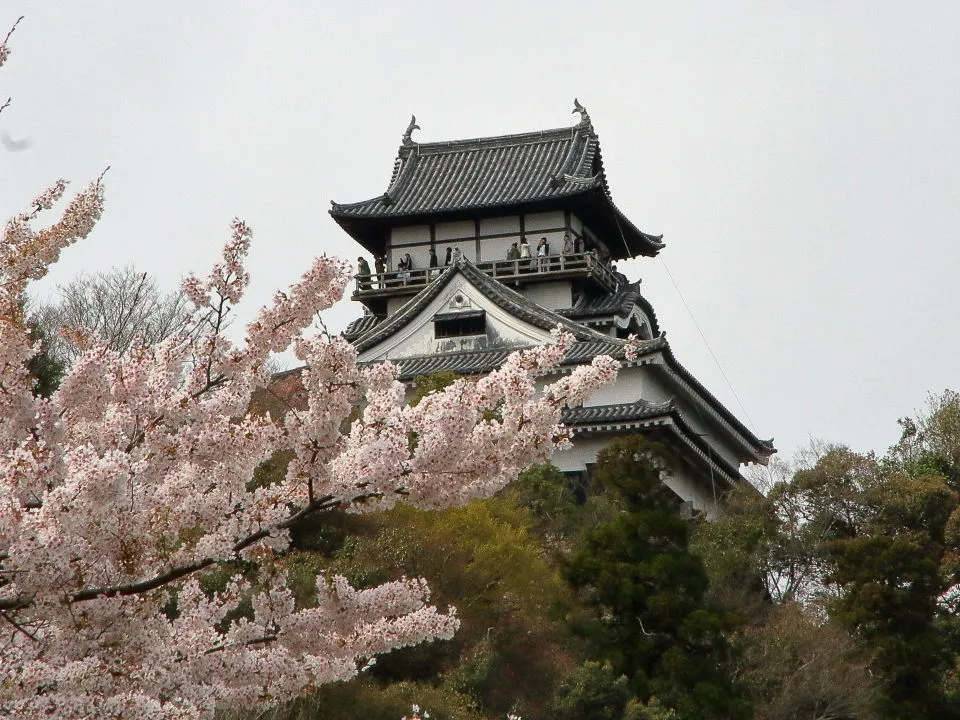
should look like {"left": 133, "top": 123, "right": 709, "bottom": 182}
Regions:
{"left": 558, "top": 282, "right": 660, "bottom": 335}
{"left": 645, "top": 342, "right": 777, "bottom": 459}
{"left": 410, "top": 123, "right": 588, "bottom": 153}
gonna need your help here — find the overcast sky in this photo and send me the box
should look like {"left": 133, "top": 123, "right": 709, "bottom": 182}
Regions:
{"left": 3, "top": 2, "right": 959, "bottom": 463}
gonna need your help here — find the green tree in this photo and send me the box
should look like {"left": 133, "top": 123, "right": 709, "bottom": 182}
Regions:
{"left": 25, "top": 318, "right": 64, "bottom": 397}
{"left": 550, "top": 661, "right": 631, "bottom": 720}
{"left": 565, "top": 437, "right": 749, "bottom": 720}
{"left": 767, "top": 445, "right": 960, "bottom": 718}
{"left": 410, "top": 370, "right": 459, "bottom": 406}
{"left": 506, "top": 463, "right": 581, "bottom": 539}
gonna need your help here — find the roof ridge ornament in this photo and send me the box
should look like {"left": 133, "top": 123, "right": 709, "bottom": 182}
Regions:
{"left": 572, "top": 98, "right": 591, "bottom": 126}
{"left": 402, "top": 115, "right": 420, "bottom": 145}
{"left": 562, "top": 172, "right": 600, "bottom": 186}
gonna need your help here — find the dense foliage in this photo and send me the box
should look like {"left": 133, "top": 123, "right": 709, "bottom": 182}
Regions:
{"left": 248, "top": 387, "right": 960, "bottom": 720}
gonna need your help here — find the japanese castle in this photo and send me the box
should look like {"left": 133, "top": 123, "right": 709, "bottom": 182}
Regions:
{"left": 330, "top": 103, "right": 774, "bottom": 510}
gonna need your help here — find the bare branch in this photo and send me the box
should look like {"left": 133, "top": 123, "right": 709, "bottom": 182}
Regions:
{"left": 2, "top": 16, "right": 23, "bottom": 47}
{"left": 0, "top": 611, "right": 39, "bottom": 642}
{"left": 31, "top": 265, "right": 191, "bottom": 365}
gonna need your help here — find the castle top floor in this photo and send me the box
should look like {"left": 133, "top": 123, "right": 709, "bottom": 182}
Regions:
{"left": 330, "top": 103, "right": 663, "bottom": 268}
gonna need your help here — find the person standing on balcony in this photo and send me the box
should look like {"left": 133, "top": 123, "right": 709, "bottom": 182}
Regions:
{"left": 519, "top": 238, "right": 532, "bottom": 273}
{"left": 562, "top": 232, "right": 574, "bottom": 255}
{"left": 428, "top": 247, "right": 439, "bottom": 279}
{"left": 397, "top": 253, "right": 412, "bottom": 284}
{"left": 536, "top": 237, "right": 549, "bottom": 271}
{"left": 507, "top": 242, "right": 520, "bottom": 275}
{"left": 357, "top": 256, "right": 372, "bottom": 290}
{"left": 375, "top": 255, "right": 385, "bottom": 288}
{"left": 444, "top": 247, "right": 453, "bottom": 266}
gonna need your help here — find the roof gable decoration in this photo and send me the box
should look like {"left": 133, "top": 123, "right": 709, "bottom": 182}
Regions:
{"left": 355, "top": 271, "right": 557, "bottom": 364}
{"left": 351, "top": 257, "right": 622, "bottom": 354}
{"left": 401, "top": 115, "right": 420, "bottom": 146}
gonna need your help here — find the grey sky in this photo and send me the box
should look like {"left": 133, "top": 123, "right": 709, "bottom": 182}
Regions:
{"left": 3, "top": 2, "right": 959, "bottom": 463}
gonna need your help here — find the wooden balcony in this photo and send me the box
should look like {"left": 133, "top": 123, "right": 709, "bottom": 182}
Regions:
{"left": 352, "top": 252, "right": 620, "bottom": 300}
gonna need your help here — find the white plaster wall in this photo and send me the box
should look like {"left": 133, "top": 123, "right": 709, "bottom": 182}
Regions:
{"left": 479, "top": 235, "right": 520, "bottom": 261}
{"left": 387, "top": 297, "right": 408, "bottom": 316}
{"left": 391, "top": 225, "right": 430, "bottom": 246}
{"left": 389, "top": 245, "right": 432, "bottom": 271}
{"left": 479, "top": 216, "right": 520, "bottom": 235}
{"left": 435, "top": 239, "right": 477, "bottom": 263}
{"left": 436, "top": 220, "right": 475, "bottom": 241}
{"left": 581, "top": 364, "right": 670, "bottom": 407}
{"left": 523, "top": 281, "right": 573, "bottom": 311}
{"left": 524, "top": 211, "right": 564, "bottom": 231}
{"left": 553, "top": 435, "right": 607, "bottom": 473}
{"left": 663, "top": 466, "right": 718, "bottom": 516}
{"left": 552, "top": 432, "right": 717, "bottom": 514}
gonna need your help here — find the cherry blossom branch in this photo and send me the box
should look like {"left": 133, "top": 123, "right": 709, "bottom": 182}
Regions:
{"left": 0, "top": 610, "right": 39, "bottom": 641}
{"left": 0, "top": 201, "right": 619, "bottom": 718}
{"left": 201, "top": 633, "right": 277, "bottom": 656}
{"left": 0, "top": 16, "right": 23, "bottom": 70}
{"left": 13, "top": 489, "right": 363, "bottom": 608}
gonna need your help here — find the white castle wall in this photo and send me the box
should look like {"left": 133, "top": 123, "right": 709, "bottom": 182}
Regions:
{"left": 383, "top": 213, "right": 590, "bottom": 268}
{"left": 553, "top": 434, "right": 718, "bottom": 514}
{"left": 523, "top": 281, "right": 573, "bottom": 311}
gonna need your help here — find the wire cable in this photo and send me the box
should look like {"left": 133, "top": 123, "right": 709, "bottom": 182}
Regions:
{"left": 657, "top": 256, "right": 758, "bottom": 436}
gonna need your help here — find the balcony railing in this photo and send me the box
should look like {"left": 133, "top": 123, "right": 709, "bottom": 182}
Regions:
{"left": 353, "top": 252, "right": 619, "bottom": 298}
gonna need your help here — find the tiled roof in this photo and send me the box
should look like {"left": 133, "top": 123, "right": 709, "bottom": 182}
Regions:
{"left": 561, "top": 399, "right": 675, "bottom": 425}
{"left": 389, "top": 338, "right": 659, "bottom": 382}
{"left": 563, "top": 400, "right": 744, "bottom": 486}
{"left": 344, "top": 261, "right": 775, "bottom": 461}
{"left": 558, "top": 282, "right": 661, "bottom": 335}
{"left": 343, "top": 313, "right": 381, "bottom": 341}
{"left": 329, "top": 106, "right": 664, "bottom": 260}
{"left": 332, "top": 124, "right": 601, "bottom": 217}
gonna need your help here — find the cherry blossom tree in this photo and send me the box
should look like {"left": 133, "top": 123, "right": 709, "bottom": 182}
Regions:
{"left": 0, "top": 22, "right": 620, "bottom": 720}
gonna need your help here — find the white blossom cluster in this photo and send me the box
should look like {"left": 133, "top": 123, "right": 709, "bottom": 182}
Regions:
{"left": 0, "top": 184, "right": 619, "bottom": 716}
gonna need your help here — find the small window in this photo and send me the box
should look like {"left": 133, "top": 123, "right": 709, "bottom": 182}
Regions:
{"left": 434, "top": 310, "right": 486, "bottom": 338}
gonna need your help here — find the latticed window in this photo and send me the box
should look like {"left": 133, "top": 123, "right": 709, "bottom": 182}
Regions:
{"left": 433, "top": 310, "right": 486, "bottom": 338}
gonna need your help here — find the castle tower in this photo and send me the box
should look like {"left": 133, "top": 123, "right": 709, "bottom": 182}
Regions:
{"left": 330, "top": 104, "right": 774, "bottom": 511}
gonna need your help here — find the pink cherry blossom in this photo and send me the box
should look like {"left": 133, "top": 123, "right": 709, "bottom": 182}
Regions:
{"left": 0, "top": 186, "right": 619, "bottom": 719}
{"left": 0, "top": 27, "right": 619, "bottom": 713}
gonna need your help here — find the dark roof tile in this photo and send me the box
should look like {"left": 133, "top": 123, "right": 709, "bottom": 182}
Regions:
{"left": 329, "top": 109, "right": 664, "bottom": 259}
{"left": 332, "top": 126, "right": 599, "bottom": 218}
{"left": 342, "top": 313, "right": 382, "bottom": 341}
{"left": 561, "top": 399, "right": 675, "bottom": 425}
{"left": 559, "top": 281, "right": 661, "bottom": 335}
